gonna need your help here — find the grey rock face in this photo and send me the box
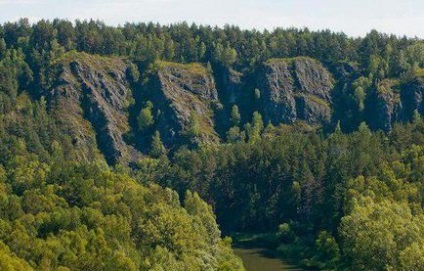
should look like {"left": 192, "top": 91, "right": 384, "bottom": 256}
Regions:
{"left": 367, "top": 77, "right": 424, "bottom": 132}
{"left": 369, "top": 80, "right": 401, "bottom": 132}
{"left": 400, "top": 77, "right": 424, "bottom": 121}
{"left": 50, "top": 53, "right": 141, "bottom": 164}
{"left": 149, "top": 62, "right": 220, "bottom": 147}
{"left": 258, "top": 57, "right": 334, "bottom": 125}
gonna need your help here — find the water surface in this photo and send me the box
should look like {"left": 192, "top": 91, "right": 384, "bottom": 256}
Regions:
{"left": 234, "top": 248, "right": 302, "bottom": 271}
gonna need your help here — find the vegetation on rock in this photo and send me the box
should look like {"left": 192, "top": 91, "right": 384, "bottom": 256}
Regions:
{"left": 2, "top": 18, "right": 424, "bottom": 270}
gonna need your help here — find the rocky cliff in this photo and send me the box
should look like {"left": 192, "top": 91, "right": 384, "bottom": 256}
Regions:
{"left": 367, "top": 74, "right": 424, "bottom": 131}
{"left": 213, "top": 65, "right": 248, "bottom": 134}
{"left": 147, "top": 61, "right": 221, "bottom": 147}
{"left": 366, "top": 79, "right": 401, "bottom": 131}
{"left": 49, "top": 52, "right": 141, "bottom": 164}
{"left": 42, "top": 53, "right": 424, "bottom": 165}
{"left": 258, "top": 57, "right": 334, "bottom": 125}
{"left": 400, "top": 75, "right": 424, "bottom": 121}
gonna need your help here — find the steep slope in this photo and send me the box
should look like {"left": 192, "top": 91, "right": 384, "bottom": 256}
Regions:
{"left": 146, "top": 61, "right": 221, "bottom": 148}
{"left": 258, "top": 57, "right": 334, "bottom": 125}
{"left": 366, "top": 79, "right": 401, "bottom": 131}
{"left": 213, "top": 65, "right": 253, "bottom": 135}
{"left": 49, "top": 52, "right": 141, "bottom": 165}
{"left": 367, "top": 72, "right": 424, "bottom": 131}
{"left": 40, "top": 53, "right": 424, "bottom": 163}
{"left": 400, "top": 74, "right": 424, "bottom": 120}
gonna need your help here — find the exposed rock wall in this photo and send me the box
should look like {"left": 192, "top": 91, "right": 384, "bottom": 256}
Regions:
{"left": 49, "top": 52, "right": 141, "bottom": 164}
{"left": 258, "top": 57, "right": 334, "bottom": 125}
{"left": 148, "top": 61, "right": 221, "bottom": 147}
{"left": 44, "top": 53, "right": 424, "bottom": 163}
{"left": 400, "top": 77, "right": 424, "bottom": 121}
{"left": 367, "top": 76, "right": 424, "bottom": 131}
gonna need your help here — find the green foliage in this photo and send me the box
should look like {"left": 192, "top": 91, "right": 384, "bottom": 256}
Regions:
{"left": 3, "top": 18, "right": 424, "bottom": 271}
{"left": 226, "top": 126, "right": 245, "bottom": 143}
{"left": 186, "top": 110, "right": 201, "bottom": 138}
{"left": 230, "top": 105, "right": 241, "bottom": 127}
{"left": 254, "top": 88, "right": 261, "bottom": 100}
{"left": 413, "top": 109, "right": 421, "bottom": 123}
{"left": 126, "top": 62, "right": 140, "bottom": 83}
{"left": 277, "top": 223, "right": 295, "bottom": 243}
{"left": 340, "top": 176, "right": 424, "bottom": 271}
{"left": 405, "top": 42, "right": 424, "bottom": 70}
{"left": 150, "top": 131, "right": 167, "bottom": 158}
{"left": 0, "top": 38, "right": 6, "bottom": 58}
{"left": 0, "top": 161, "right": 244, "bottom": 271}
{"left": 0, "top": 18, "right": 417, "bottom": 79}
{"left": 155, "top": 117, "right": 424, "bottom": 269}
{"left": 137, "top": 101, "right": 154, "bottom": 131}
{"left": 313, "top": 231, "right": 340, "bottom": 269}
{"left": 246, "top": 111, "right": 264, "bottom": 143}
{"left": 214, "top": 42, "right": 237, "bottom": 67}
{"left": 354, "top": 86, "right": 365, "bottom": 111}
{"left": 0, "top": 241, "right": 33, "bottom": 271}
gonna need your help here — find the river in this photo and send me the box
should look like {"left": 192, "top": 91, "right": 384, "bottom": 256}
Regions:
{"left": 234, "top": 248, "right": 303, "bottom": 271}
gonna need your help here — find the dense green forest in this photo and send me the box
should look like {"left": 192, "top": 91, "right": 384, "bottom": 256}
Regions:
{"left": 1, "top": 18, "right": 424, "bottom": 270}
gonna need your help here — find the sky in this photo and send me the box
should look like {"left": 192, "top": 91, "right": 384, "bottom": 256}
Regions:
{"left": 0, "top": 0, "right": 423, "bottom": 38}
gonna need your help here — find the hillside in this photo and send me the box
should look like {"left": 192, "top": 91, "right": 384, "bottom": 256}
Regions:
{"left": 2, "top": 19, "right": 424, "bottom": 270}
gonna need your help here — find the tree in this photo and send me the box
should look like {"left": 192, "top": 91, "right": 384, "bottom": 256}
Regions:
{"left": 0, "top": 241, "right": 33, "bottom": 271}
{"left": 222, "top": 46, "right": 237, "bottom": 66}
{"left": 254, "top": 88, "right": 261, "bottom": 100}
{"left": 150, "top": 131, "right": 167, "bottom": 158}
{"left": 184, "top": 191, "right": 221, "bottom": 244}
{"left": 314, "top": 231, "right": 340, "bottom": 268}
{"left": 413, "top": 109, "right": 421, "bottom": 124}
{"left": 230, "top": 105, "right": 241, "bottom": 127}
{"left": 214, "top": 42, "right": 237, "bottom": 67}
{"left": 126, "top": 63, "right": 140, "bottom": 83}
{"left": 226, "top": 126, "right": 245, "bottom": 143}
{"left": 354, "top": 86, "right": 365, "bottom": 111}
{"left": 186, "top": 110, "right": 200, "bottom": 137}
{"left": 0, "top": 39, "right": 6, "bottom": 59}
{"left": 405, "top": 42, "right": 424, "bottom": 70}
{"left": 54, "top": 19, "right": 75, "bottom": 50}
{"left": 247, "top": 111, "right": 264, "bottom": 143}
{"left": 138, "top": 101, "right": 154, "bottom": 131}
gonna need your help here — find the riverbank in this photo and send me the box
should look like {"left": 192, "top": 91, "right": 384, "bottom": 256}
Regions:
{"left": 231, "top": 233, "right": 305, "bottom": 271}
{"left": 234, "top": 247, "right": 303, "bottom": 271}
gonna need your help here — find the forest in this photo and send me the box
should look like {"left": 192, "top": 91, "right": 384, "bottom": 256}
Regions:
{"left": 1, "top": 18, "right": 424, "bottom": 270}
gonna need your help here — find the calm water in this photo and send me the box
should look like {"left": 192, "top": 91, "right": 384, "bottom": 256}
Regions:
{"left": 234, "top": 248, "right": 303, "bottom": 271}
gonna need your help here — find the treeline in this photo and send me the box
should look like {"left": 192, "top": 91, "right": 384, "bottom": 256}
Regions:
{"left": 1, "top": 18, "right": 424, "bottom": 137}
{"left": 1, "top": 18, "right": 424, "bottom": 88}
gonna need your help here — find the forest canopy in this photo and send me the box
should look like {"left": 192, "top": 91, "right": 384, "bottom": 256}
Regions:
{"left": 1, "top": 18, "right": 424, "bottom": 270}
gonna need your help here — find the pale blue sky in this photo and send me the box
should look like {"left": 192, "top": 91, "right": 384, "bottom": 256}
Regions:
{"left": 0, "top": 0, "right": 423, "bottom": 38}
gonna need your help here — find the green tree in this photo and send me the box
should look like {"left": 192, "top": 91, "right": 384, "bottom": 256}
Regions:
{"left": 254, "top": 88, "right": 261, "bottom": 100}
{"left": 126, "top": 62, "right": 140, "bottom": 83}
{"left": 314, "top": 231, "right": 340, "bottom": 268}
{"left": 0, "top": 38, "right": 6, "bottom": 59}
{"left": 150, "top": 131, "right": 167, "bottom": 158}
{"left": 247, "top": 111, "right": 264, "bottom": 143}
{"left": 226, "top": 127, "right": 245, "bottom": 143}
{"left": 138, "top": 101, "right": 154, "bottom": 131}
{"left": 354, "top": 86, "right": 365, "bottom": 112}
{"left": 186, "top": 110, "right": 200, "bottom": 137}
{"left": 230, "top": 105, "right": 241, "bottom": 127}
